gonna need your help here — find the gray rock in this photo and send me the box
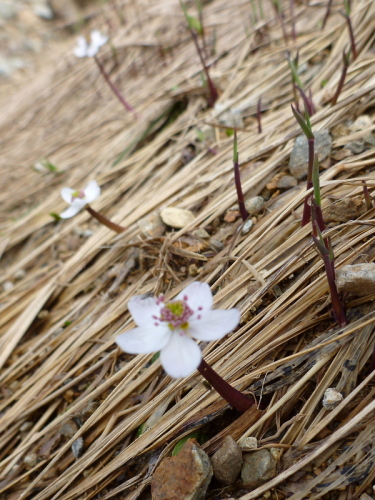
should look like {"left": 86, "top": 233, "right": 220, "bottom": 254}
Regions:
{"left": 0, "top": 1, "right": 17, "bottom": 20}
{"left": 71, "top": 437, "right": 84, "bottom": 458}
{"left": 289, "top": 130, "right": 332, "bottom": 180}
{"left": 151, "top": 439, "right": 212, "bottom": 500}
{"left": 211, "top": 436, "right": 243, "bottom": 485}
{"left": 160, "top": 207, "right": 195, "bottom": 229}
{"left": 241, "top": 449, "right": 277, "bottom": 488}
{"left": 276, "top": 175, "right": 297, "bottom": 189}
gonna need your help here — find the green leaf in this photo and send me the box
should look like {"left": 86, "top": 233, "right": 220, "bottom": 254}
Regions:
{"left": 171, "top": 431, "right": 201, "bottom": 456}
{"left": 226, "top": 128, "right": 234, "bottom": 137}
{"left": 320, "top": 79, "right": 329, "bottom": 88}
{"left": 195, "top": 128, "right": 205, "bottom": 142}
{"left": 291, "top": 105, "right": 314, "bottom": 139}
{"left": 151, "top": 352, "right": 160, "bottom": 364}
{"left": 50, "top": 212, "right": 61, "bottom": 221}
{"left": 312, "top": 154, "right": 321, "bottom": 206}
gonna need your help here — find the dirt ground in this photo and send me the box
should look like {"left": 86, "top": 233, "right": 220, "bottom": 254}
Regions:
{"left": 1, "top": 0, "right": 375, "bottom": 499}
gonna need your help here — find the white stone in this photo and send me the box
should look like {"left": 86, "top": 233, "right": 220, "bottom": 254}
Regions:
{"left": 322, "top": 388, "right": 343, "bottom": 410}
{"left": 160, "top": 207, "right": 195, "bottom": 229}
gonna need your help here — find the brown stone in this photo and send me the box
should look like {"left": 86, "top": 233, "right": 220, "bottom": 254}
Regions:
{"left": 211, "top": 436, "right": 243, "bottom": 485}
{"left": 151, "top": 439, "right": 212, "bottom": 500}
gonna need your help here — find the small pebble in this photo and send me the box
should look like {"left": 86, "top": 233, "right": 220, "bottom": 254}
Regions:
{"left": 192, "top": 228, "right": 210, "bottom": 239}
{"left": 242, "top": 219, "right": 253, "bottom": 234}
{"left": 160, "top": 207, "right": 195, "bottom": 229}
{"left": 23, "top": 453, "right": 38, "bottom": 468}
{"left": 71, "top": 437, "right": 84, "bottom": 458}
{"left": 20, "top": 422, "right": 33, "bottom": 432}
{"left": 276, "top": 175, "right": 297, "bottom": 189}
{"left": 322, "top": 388, "right": 344, "bottom": 410}
{"left": 137, "top": 213, "right": 166, "bottom": 237}
{"left": 211, "top": 436, "right": 243, "bottom": 485}
{"left": 241, "top": 449, "right": 277, "bottom": 487}
{"left": 61, "top": 420, "right": 79, "bottom": 438}
{"left": 245, "top": 196, "right": 264, "bottom": 214}
{"left": 3, "top": 281, "right": 14, "bottom": 292}
{"left": 238, "top": 436, "right": 257, "bottom": 451}
{"left": 14, "top": 269, "right": 26, "bottom": 280}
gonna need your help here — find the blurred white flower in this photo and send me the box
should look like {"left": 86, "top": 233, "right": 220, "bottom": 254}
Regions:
{"left": 60, "top": 180, "right": 101, "bottom": 219}
{"left": 116, "top": 282, "right": 240, "bottom": 378}
{"left": 74, "top": 30, "right": 108, "bottom": 58}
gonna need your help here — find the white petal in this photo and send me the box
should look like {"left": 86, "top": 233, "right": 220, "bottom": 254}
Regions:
{"left": 175, "top": 282, "right": 213, "bottom": 316}
{"left": 116, "top": 325, "right": 171, "bottom": 354}
{"left": 189, "top": 308, "right": 240, "bottom": 341}
{"left": 61, "top": 187, "right": 75, "bottom": 204}
{"left": 60, "top": 205, "right": 82, "bottom": 219}
{"left": 160, "top": 333, "right": 201, "bottom": 378}
{"left": 90, "top": 30, "right": 108, "bottom": 48}
{"left": 83, "top": 180, "right": 101, "bottom": 203}
{"left": 74, "top": 36, "right": 88, "bottom": 58}
{"left": 86, "top": 44, "right": 99, "bottom": 58}
{"left": 128, "top": 294, "right": 161, "bottom": 327}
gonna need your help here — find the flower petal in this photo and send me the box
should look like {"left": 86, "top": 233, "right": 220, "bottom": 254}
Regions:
{"left": 60, "top": 198, "right": 86, "bottom": 218}
{"left": 61, "top": 187, "right": 75, "bottom": 204}
{"left": 60, "top": 205, "right": 81, "bottom": 219}
{"left": 189, "top": 308, "right": 240, "bottom": 341}
{"left": 175, "top": 282, "right": 213, "bottom": 316}
{"left": 84, "top": 180, "right": 101, "bottom": 203}
{"left": 160, "top": 333, "right": 201, "bottom": 378}
{"left": 90, "top": 30, "right": 108, "bottom": 48}
{"left": 74, "top": 36, "right": 88, "bottom": 58}
{"left": 128, "top": 294, "right": 162, "bottom": 327}
{"left": 116, "top": 325, "right": 171, "bottom": 354}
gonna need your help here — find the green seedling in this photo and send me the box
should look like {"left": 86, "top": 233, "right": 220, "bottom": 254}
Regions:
{"left": 287, "top": 52, "right": 302, "bottom": 110}
{"left": 180, "top": 0, "right": 218, "bottom": 107}
{"left": 233, "top": 130, "right": 250, "bottom": 223}
{"left": 291, "top": 104, "right": 314, "bottom": 226}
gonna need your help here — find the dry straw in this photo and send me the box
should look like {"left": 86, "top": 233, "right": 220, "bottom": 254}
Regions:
{"left": 1, "top": 0, "right": 375, "bottom": 499}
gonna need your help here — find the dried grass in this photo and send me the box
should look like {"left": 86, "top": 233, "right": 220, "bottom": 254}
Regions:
{"left": 1, "top": 0, "right": 375, "bottom": 499}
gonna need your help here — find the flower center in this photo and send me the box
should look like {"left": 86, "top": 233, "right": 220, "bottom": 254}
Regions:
{"left": 71, "top": 190, "right": 85, "bottom": 202}
{"left": 159, "top": 300, "right": 194, "bottom": 330}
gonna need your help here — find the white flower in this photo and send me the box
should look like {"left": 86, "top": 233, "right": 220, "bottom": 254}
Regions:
{"left": 74, "top": 30, "right": 108, "bottom": 58}
{"left": 116, "top": 282, "right": 240, "bottom": 378}
{"left": 60, "top": 180, "right": 101, "bottom": 219}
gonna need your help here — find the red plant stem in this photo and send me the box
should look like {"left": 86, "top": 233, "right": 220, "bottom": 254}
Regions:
{"left": 94, "top": 56, "right": 135, "bottom": 113}
{"left": 198, "top": 359, "right": 254, "bottom": 413}
{"left": 85, "top": 206, "right": 126, "bottom": 233}
{"left": 331, "top": 53, "right": 349, "bottom": 106}
{"left": 257, "top": 97, "right": 262, "bottom": 133}
{"left": 190, "top": 30, "right": 218, "bottom": 107}
{"left": 322, "top": 0, "right": 333, "bottom": 29}
{"left": 233, "top": 134, "right": 249, "bottom": 222}
{"left": 343, "top": 13, "right": 357, "bottom": 61}
{"left": 362, "top": 181, "right": 373, "bottom": 211}
{"left": 321, "top": 252, "right": 347, "bottom": 327}
{"left": 301, "top": 137, "right": 315, "bottom": 226}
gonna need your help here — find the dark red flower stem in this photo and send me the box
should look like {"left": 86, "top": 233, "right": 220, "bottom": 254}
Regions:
{"left": 190, "top": 30, "right": 218, "bottom": 108}
{"left": 322, "top": 0, "right": 333, "bottom": 30}
{"left": 301, "top": 137, "right": 315, "bottom": 227}
{"left": 94, "top": 56, "right": 135, "bottom": 113}
{"left": 331, "top": 50, "right": 350, "bottom": 106}
{"left": 233, "top": 130, "right": 249, "bottom": 222}
{"left": 198, "top": 358, "right": 254, "bottom": 413}
{"left": 257, "top": 97, "right": 262, "bottom": 133}
{"left": 341, "top": 12, "right": 357, "bottom": 61}
{"left": 85, "top": 205, "right": 126, "bottom": 233}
